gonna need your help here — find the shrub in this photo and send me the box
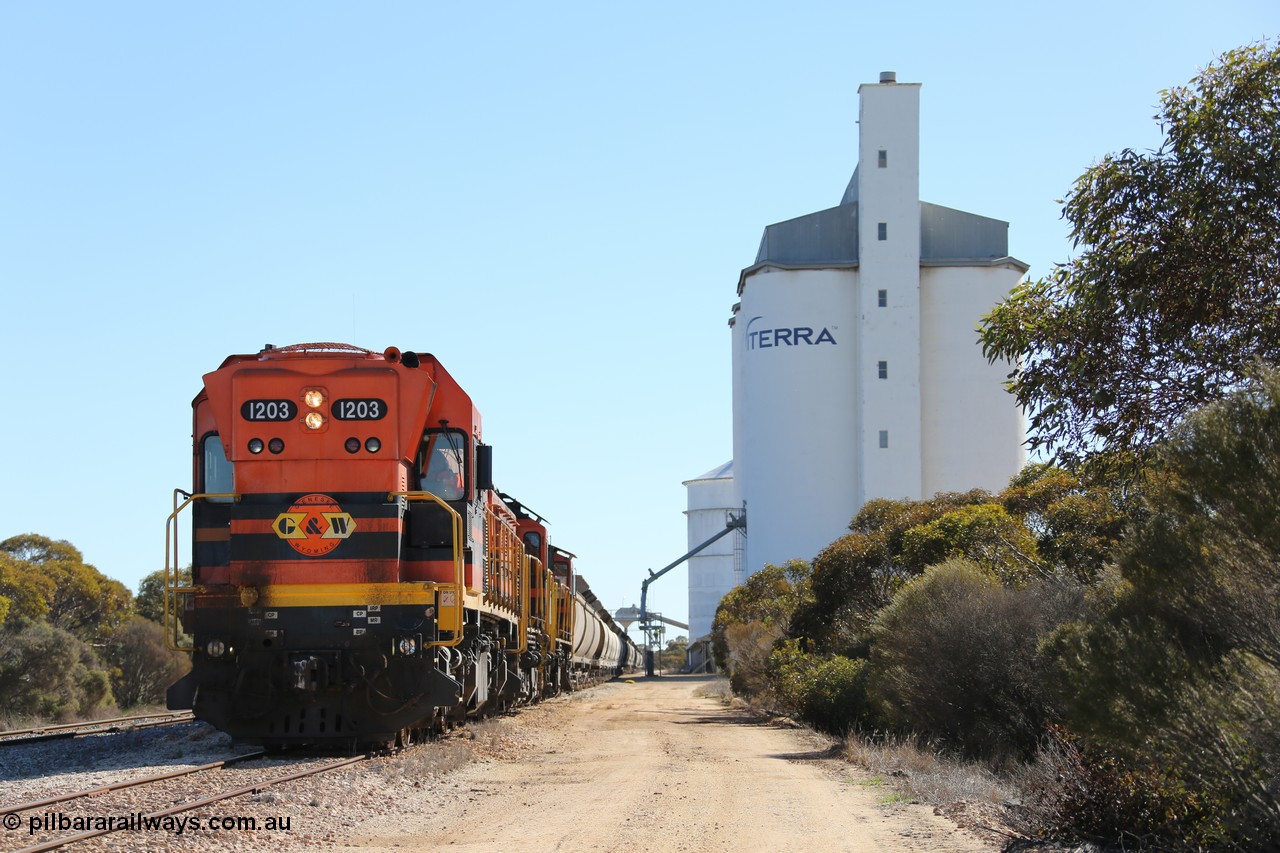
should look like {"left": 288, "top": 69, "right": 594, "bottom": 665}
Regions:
{"left": 0, "top": 619, "right": 115, "bottom": 719}
{"left": 713, "top": 561, "right": 811, "bottom": 697}
{"left": 866, "top": 559, "right": 1080, "bottom": 759}
{"left": 103, "top": 616, "right": 191, "bottom": 708}
{"left": 1013, "top": 726, "right": 1220, "bottom": 849}
{"left": 796, "top": 493, "right": 994, "bottom": 657}
{"left": 767, "top": 640, "right": 819, "bottom": 714}
{"left": 768, "top": 641, "right": 868, "bottom": 734}
{"left": 723, "top": 620, "right": 785, "bottom": 699}
{"left": 802, "top": 655, "right": 868, "bottom": 735}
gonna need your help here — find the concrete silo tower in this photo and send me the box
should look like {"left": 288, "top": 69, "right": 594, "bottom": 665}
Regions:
{"left": 684, "top": 460, "right": 738, "bottom": 644}
{"left": 728, "top": 71, "right": 1028, "bottom": 579}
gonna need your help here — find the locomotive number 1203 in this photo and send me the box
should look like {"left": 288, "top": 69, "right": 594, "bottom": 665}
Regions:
{"left": 333, "top": 398, "right": 387, "bottom": 420}
{"left": 241, "top": 400, "right": 298, "bottom": 421}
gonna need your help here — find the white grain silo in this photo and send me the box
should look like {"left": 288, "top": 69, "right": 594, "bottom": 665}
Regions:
{"left": 728, "top": 71, "right": 1027, "bottom": 580}
{"left": 683, "top": 461, "right": 738, "bottom": 645}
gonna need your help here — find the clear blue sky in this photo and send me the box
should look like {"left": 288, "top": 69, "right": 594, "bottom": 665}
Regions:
{"left": 1, "top": 2, "right": 1272, "bottom": 637}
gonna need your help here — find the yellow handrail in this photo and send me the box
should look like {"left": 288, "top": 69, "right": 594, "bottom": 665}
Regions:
{"left": 388, "top": 491, "right": 466, "bottom": 645}
{"left": 562, "top": 577, "right": 575, "bottom": 644}
{"left": 163, "top": 489, "right": 238, "bottom": 652}
{"left": 164, "top": 489, "right": 468, "bottom": 650}
{"left": 541, "top": 565, "right": 555, "bottom": 648}
{"left": 483, "top": 507, "right": 524, "bottom": 615}
{"left": 517, "top": 555, "right": 541, "bottom": 654}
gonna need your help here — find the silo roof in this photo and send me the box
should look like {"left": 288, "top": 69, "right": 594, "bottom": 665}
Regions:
{"left": 739, "top": 199, "right": 1027, "bottom": 294}
{"left": 684, "top": 460, "right": 733, "bottom": 485}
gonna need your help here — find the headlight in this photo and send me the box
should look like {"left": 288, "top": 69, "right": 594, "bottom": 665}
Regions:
{"left": 304, "top": 389, "right": 325, "bottom": 408}
{"left": 206, "top": 639, "right": 226, "bottom": 658}
{"left": 305, "top": 412, "right": 325, "bottom": 430}
{"left": 398, "top": 637, "right": 417, "bottom": 656}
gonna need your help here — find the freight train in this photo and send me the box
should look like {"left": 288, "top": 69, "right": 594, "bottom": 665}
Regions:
{"left": 165, "top": 343, "right": 641, "bottom": 748}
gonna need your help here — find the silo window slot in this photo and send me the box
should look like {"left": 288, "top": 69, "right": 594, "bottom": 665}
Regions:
{"left": 877, "top": 289, "right": 887, "bottom": 307}
{"left": 878, "top": 149, "right": 888, "bottom": 168}
{"left": 879, "top": 430, "right": 889, "bottom": 449}
{"left": 878, "top": 361, "right": 888, "bottom": 380}
{"left": 877, "top": 222, "right": 888, "bottom": 241}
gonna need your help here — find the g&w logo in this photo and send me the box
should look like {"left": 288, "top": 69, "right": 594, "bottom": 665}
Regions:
{"left": 274, "top": 494, "right": 356, "bottom": 557}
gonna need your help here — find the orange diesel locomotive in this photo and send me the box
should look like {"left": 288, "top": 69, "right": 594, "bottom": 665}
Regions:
{"left": 165, "top": 343, "right": 639, "bottom": 747}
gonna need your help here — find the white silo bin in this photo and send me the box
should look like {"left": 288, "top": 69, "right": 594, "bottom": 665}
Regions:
{"left": 683, "top": 461, "right": 737, "bottom": 643}
{"left": 920, "top": 261, "right": 1028, "bottom": 494}
{"left": 735, "top": 267, "right": 861, "bottom": 572}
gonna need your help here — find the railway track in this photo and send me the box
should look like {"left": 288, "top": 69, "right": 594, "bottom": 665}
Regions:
{"left": 0, "top": 711, "right": 196, "bottom": 747}
{"left": 2, "top": 751, "right": 367, "bottom": 852}
{"left": 1, "top": 751, "right": 267, "bottom": 814}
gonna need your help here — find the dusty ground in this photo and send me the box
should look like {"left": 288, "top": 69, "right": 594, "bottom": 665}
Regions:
{"left": 334, "top": 675, "right": 997, "bottom": 853}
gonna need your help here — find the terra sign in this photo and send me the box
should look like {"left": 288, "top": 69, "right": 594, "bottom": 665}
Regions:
{"left": 745, "top": 316, "right": 837, "bottom": 350}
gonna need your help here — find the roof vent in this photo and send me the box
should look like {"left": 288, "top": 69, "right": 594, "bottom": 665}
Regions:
{"left": 880, "top": 71, "right": 897, "bottom": 83}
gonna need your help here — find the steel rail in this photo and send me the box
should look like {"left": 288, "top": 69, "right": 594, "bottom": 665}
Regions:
{"left": 11, "top": 754, "right": 367, "bottom": 853}
{"left": 1, "top": 751, "right": 266, "bottom": 815}
{"left": 0, "top": 712, "right": 195, "bottom": 747}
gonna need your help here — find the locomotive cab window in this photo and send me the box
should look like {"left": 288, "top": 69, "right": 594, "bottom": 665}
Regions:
{"left": 418, "top": 429, "right": 467, "bottom": 501}
{"left": 523, "top": 531, "right": 543, "bottom": 563}
{"left": 201, "top": 434, "right": 234, "bottom": 502}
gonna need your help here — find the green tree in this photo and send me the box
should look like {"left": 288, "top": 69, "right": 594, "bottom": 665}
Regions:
{"left": 656, "top": 635, "right": 688, "bottom": 673}
{"left": 711, "top": 560, "right": 811, "bottom": 697}
{"left": 980, "top": 41, "right": 1280, "bottom": 464}
{"left": 0, "top": 619, "right": 114, "bottom": 720}
{"left": 999, "top": 462, "right": 1130, "bottom": 583}
{"left": 899, "top": 503, "right": 1042, "bottom": 585}
{"left": 1048, "top": 373, "right": 1280, "bottom": 846}
{"left": 793, "top": 490, "right": 995, "bottom": 655}
{"left": 102, "top": 617, "right": 191, "bottom": 708}
{"left": 0, "top": 535, "right": 131, "bottom": 642}
{"left": 0, "top": 550, "right": 55, "bottom": 623}
{"left": 134, "top": 569, "right": 168, "bottom": 624}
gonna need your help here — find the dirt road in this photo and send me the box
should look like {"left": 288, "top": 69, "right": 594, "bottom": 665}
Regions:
{"left": 335, "top": 675, "right": 996, "bottom": 853}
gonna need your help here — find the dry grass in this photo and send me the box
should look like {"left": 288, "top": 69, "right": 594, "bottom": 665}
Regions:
{"left": 378, "top": 719, "right": 516, "bottom": 784}
{"left": 383, "top": 737, "right": 477, "bottom": 783}
{"left": 693, "top": 678, "right": 732, "bottom": 703}
{"left": 843, "top": 734, "right": 1015, "bottom": 806}
{"left": 0, "top": 711, "right": 44, "bottom": 732}
{"left": 840, "top": 733, "right": 1030, "bottom": 845}
{"left": 0, "top": 705, "right": 122, "bottom": 732}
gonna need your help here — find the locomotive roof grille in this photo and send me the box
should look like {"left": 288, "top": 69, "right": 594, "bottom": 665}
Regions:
{"left": 260, "top": 342, "right": 378, "bottom": 357}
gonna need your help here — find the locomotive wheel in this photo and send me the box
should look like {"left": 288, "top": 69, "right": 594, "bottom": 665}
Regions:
{"left": 395, "top": 726, "right": 428, "bottom": 748}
